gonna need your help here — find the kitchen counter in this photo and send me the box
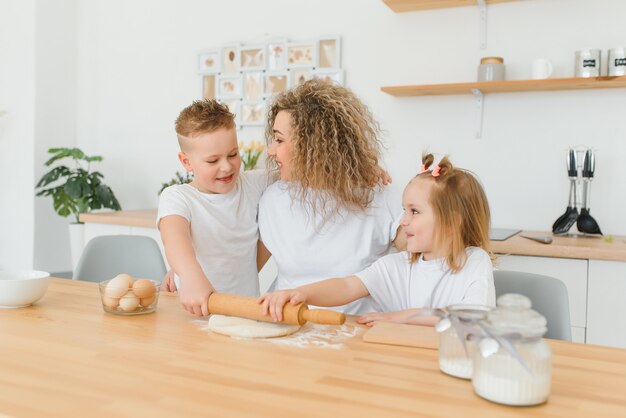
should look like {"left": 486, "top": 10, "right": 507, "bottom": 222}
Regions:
{"left": 80, "top": 210, "right": 626, "bottom": 261}
{"left": 80, "top": 209, "right": 157, "bottom": 228}
{"left": 1, "top": 278, "right": 625, "bottom": 417}
{"left": 491, "top": 230, "right": 626, "bottom": 262}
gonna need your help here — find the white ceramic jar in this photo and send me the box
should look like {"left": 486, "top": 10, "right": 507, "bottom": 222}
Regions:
{"left": 436, "top": 305, "right": 492, "bottom": 379}
{"left": 472, "top": 294, "right": 552, "bottom": 406}
{"left": 477, "top": 57, "right": 505, "bottom": 82}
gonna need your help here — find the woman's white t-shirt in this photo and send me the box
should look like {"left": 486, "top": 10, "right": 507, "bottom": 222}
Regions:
{"left": 258, "top": 181, "right": 402, "bottom": 314}
{"left": 356, "top": 247, "right": 495, "bottom": 311}
{"left": 157, "top": 170, "right": 270, "bottom": 296}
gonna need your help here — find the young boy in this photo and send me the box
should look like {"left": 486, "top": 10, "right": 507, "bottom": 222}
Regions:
{"left": 158, "top": 100, "right": 271, "bottom": 317}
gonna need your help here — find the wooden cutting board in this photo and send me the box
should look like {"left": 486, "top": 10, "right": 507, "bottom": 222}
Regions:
{"left": 362, "top": 322, "right": 438, "bottom": 349}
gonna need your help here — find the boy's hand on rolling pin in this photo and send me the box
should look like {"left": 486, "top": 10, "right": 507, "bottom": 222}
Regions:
{"left": 257, "top": 290, "right": 306, "bottom": 322}
{"left": 160, "top": 270, "right": 177, "bottom": 292}
{"left": 179, "top": 278, "right": 215, "bottom": 317}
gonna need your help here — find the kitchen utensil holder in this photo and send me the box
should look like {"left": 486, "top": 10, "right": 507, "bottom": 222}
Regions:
{"left": 570, "top": 146, "right": 596, "bottom": 210}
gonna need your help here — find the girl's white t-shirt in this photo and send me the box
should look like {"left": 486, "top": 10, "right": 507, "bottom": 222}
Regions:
{"left": 356, "top": 247, "right": 495, "bottom": 311}
{"left": 258, "top": 181, "right": 402, "bottom": 314}
{"left": 157, "top": 170, "right": 270, "bottom": 296}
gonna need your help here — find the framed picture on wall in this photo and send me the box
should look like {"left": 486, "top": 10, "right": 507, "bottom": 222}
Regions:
{"left": 240, "top": 45, "right": 265, "bottom": 71}
{"left": 287, "top": 42, "right": 317, "bottom": 68}
{"left": 267, "top": 41, "right": 287, "bottom": 70}
{"left": 220, "top": 99, "right": 241, "bottom": 127}
{"left": 217, "top": 75, "right": 242, "bottom": 99}
{"left": 312, "top": 69, "right": 344, "bottom": 85}
{"left": 240, "top": 101, "right": 265, "bottom": 126}
{"left": 202, "top": 75, "right": 217, "bottom": 100}
{"left": 318, "top": 36, "right": 341, "bottom": 69}
{"left": 263, "top": 72, "right": 288, "bottom": 97}
{"left": 288, "top": 67, "right": 314, "bottom": 88}
{"left": 244, "top": 72, "right": 264, "bottom": 100}
{"left": 198, "top": 49, "right": 221, "bottom": 74}
{"left": 221, "top": 44, "right": 240, "bottom": 74}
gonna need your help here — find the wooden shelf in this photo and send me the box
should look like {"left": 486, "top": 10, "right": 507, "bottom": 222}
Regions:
{"left": 381, "top": 76, "right": 626, "bottom": 97}
{"left": 383, "top": 0, "right": 519, "bottom": 12}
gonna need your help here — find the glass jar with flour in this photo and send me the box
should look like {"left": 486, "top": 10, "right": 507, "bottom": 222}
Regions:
{"left": 472, "top": 294, "right": 552, "bottom": 406}
{"left": 436, "top": 305, "right": 492, "bottom": 379}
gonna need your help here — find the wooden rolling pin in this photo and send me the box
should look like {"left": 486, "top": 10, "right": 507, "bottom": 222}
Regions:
{"left": 207, "top": 293, "right": 345, "bottom": 326}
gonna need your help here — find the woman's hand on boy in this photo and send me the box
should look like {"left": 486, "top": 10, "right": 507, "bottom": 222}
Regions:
{"left": 257, "top": 290, "right": 306, "bottom": 322}
{"left": 376, "top": 166, "right": 392, "bottom": 186}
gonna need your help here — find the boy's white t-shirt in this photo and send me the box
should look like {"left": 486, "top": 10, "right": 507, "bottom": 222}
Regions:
{"left": 157, "top": 170, "right": 270, "bottom": 296}
{"left": 356, "top": 247, "right": 495, "bottom": 311}
{"left": 258, "top": 181, "right": 402, "bottom": 315}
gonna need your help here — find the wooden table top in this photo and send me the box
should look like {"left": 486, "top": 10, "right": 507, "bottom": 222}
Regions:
{"left": 1, "top": 279, "right": 625, "bottom": 417}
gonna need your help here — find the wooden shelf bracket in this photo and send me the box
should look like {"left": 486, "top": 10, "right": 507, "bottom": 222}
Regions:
{"left": 471, "top": 88, "right": 485, "bottom": 139}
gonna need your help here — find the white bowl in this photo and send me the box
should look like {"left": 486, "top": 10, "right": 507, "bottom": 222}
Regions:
{"left": 0, "top": 270, "right": 50, "bottom": 308}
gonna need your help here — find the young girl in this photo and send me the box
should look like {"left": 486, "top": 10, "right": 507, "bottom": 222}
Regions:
{"left": 258, "top": 154, "right": 495, "bottom": 326}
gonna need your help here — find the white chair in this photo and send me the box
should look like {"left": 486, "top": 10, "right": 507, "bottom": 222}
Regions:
{"left": 494, "top": 270, "right": 572, "bottom": 342}
{"left": 73, "top": 235, "right": 166, "bottom": 283}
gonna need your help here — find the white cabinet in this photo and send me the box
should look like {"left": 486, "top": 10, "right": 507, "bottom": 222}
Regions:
{"left": 495, "top": 254, "right": 588, "bottom": 344}
{"left": 587, "top": 260, "right": 626, "bottom": 349}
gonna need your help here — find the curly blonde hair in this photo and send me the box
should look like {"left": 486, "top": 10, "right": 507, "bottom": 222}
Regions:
{"left": 265, "top": 79, "right": 382, "bottom": 215}
{"left": 410, "top": 154, "right": 492, "bottom": 272}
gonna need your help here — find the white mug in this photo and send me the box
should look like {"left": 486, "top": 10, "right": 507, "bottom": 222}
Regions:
{"left": 608, "top": 47, "right": 626, "bottom": 76}
{"left": 531, "top": 58, "right": 553, "bottom": 79}
{"left": 575, "top": 49, "right": 601, "bottom": 78}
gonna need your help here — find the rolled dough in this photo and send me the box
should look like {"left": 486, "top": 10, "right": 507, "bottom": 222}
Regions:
{"left": 208, "top": 314, "right": 301, "bottom": 338}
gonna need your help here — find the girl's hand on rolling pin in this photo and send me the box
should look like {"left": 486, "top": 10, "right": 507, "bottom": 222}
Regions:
{"left": 258, "top": 290, "right": 306, "bottom": 322}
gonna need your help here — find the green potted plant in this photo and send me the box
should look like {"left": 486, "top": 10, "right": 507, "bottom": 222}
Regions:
{"left": 36, "top": 147, "right": 121, "bottom": 221}
{"left": 35, "top": 147, "right": 121, "bottom": 268}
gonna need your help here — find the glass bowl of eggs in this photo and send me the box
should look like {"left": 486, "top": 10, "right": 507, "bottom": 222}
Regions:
{"left": 99, "top": 274, "right": 160, "bottom": 315}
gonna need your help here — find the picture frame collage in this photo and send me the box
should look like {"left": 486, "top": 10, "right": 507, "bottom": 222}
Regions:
{"left": 198, "top": 36, "right": 343, "bottom": 128}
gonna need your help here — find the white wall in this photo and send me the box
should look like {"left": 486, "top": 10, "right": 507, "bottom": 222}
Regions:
{"left": 0, "top": 0, "right": 36, "bottom": 270}
{"left": 33, "top": 0, "right": 78, "bottom": 271}
{"left": 4, "top": 0, "right": 626, "bottom": 271}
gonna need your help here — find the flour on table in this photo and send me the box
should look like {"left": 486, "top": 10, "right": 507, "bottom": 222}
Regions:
{"left": 258, "top": 323, "right": 363, "bottom": 349}
{"left": 197, "top": 317, "right": 364, "bottom": 349}
{"left": 206, "top": 314, "right": 301, "bottom": 338}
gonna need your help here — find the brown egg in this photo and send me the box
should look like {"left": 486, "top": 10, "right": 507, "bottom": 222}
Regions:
{"left": 102, "top": 295, "right": 120, "bottom": 308}
{"left": 140, "top": 295, "right": 156, "bottom": 307}
{"left": 132, "top": 279, "right": 156, "bottom": 299}
{"left": 119, "top": 294, "right": 140, "bottom": 312}
{"left": 105, "top": 274, "right": 134, "bottom": 298}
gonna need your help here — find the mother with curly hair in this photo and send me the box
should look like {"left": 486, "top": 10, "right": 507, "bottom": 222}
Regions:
{"left": 258, "top": 79, "right": 405, "bottom": 314}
